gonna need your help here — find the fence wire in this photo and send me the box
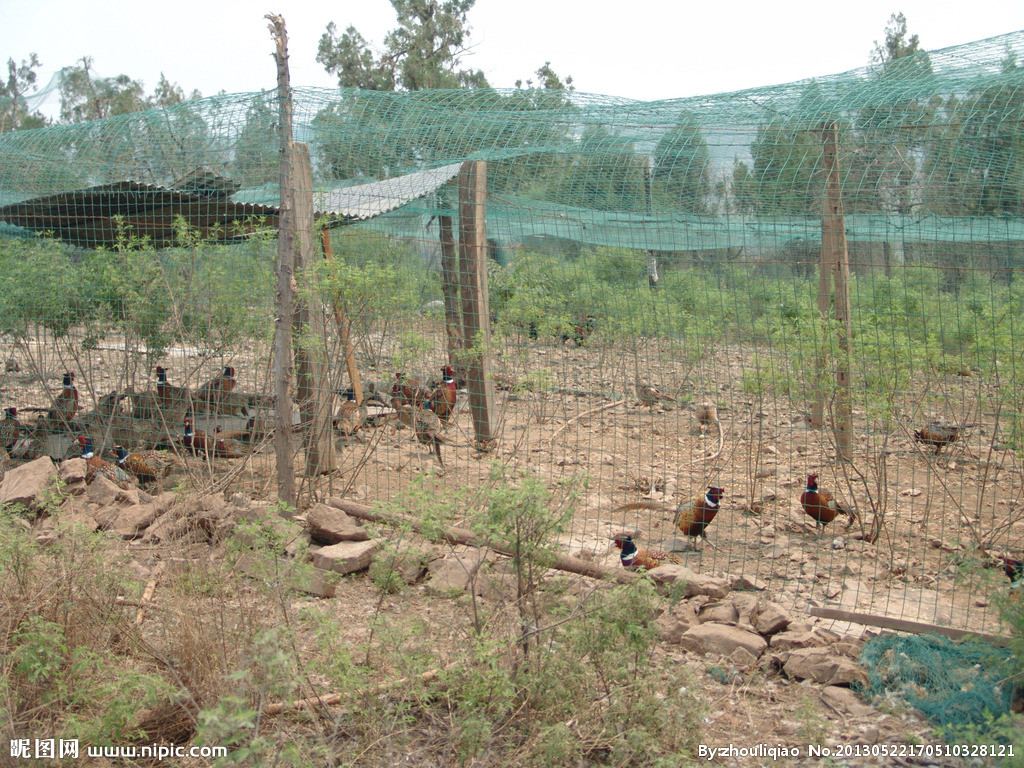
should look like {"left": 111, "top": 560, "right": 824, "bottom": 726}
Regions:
{"left": 1, "top": 30, "right": 1024, "bottom": 636}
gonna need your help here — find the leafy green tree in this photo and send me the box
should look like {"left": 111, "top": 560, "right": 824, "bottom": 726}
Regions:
{"left": 858, "top": 13, "right": 935, "bottom": 263}
{"left": 59, "top": 57, "right": 146, "bottom": 122}
{"left": 233, "top": 94, "right": 280, "bottom": 187}
{"left": 550, "top": 125, "right": 647, "bottom": 212}
{"left": 1, "top": 54, "right": 47, "bottom": 133}
{"left": 317, "top": 0, "right": 488, "bottom": 92}
{"left": 58, "top": 57, "right": 200, "bottom": 123}
{"left": 925, "top": 45, "right": 1023, "bottom": 217}
{"left": 652, "top": 110, "right": 710, "bottom": 213}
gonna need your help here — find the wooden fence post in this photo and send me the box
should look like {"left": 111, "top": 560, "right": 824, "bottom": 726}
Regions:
{"left": 457, "top": 161, "right": 496, "bottom": 445}
{"left": 818, "top": 121, "right": 854, "bottom": 460}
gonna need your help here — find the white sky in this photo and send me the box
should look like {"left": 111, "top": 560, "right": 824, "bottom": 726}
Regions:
{"left": 2, "top": 0, "right": 1023, "bottom": 110}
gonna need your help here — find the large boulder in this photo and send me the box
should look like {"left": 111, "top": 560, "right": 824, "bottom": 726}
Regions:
{"left": 0, "top": 456, "right": 58, "bottom": 510}
{"left": 679, "top": 622, "right": 767, "bottom": 659}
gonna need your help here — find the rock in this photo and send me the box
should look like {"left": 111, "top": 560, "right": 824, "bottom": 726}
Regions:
{"left": 769, "top": 628, "right": 839, "bottom": 652}
{"left": 647, "top": 564, "right": 731, "bottom": 599}
{"left": 754, "top": 602, "right": 792, "bottom": 636}
{"left": 783, "top": 647, "right": 867, "bottom": 686}
{"left": 58, "top": 457, "right": 88, "bottom": 485}
{"left": 475, "top": 560, "right": 519, "bottom": 601}
{"left": 108, "top": 503, "right": 160, "bottom": 539}
{"left": 655, "top": 601, "right": 699, "bottom": 643}
{"left": 0, "top": 456, "right": 58, "bottom": 510}
{"left": 426, "top": 547, "right": 489, "bottom": 596}
{"left": 235, "top": 552, "right": 340, "bottom": 597}
{"left": 312, "top": 539, "right": 380, "bottom": 575}
{"left": 679, "top": 622, "right": 767, "bottom": 659}
{"left": 85, "top": 474, "right": 122, "bottom": 508}
{"left": 232, "top": 514, "right": 305, "bottom": 554}
{"left": 376, "top": 541, "right": 434, "bottom": 585}
{"left": 305, "top": 503, "right": 369, "bottom": 544}
{"left": 729, "top": 646, "right": 759, "bottom": 667}
{"left": 144, "top": 509, "right": 187, "bottom": 542}
{"left": 56, "top": 500, "right": 99, "bottom": 533}
{"left": 698, "top": 600, "right": 739, "bottom": 624}
{"left": 730, "top": 592, "right": 761, "bottom": 626}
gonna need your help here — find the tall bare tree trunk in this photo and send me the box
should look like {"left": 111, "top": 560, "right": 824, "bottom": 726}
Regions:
{"left": 268, "top": 13, "right": 296, "bottom": 509}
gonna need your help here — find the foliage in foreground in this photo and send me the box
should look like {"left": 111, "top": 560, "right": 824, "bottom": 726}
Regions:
{"left": 1, "top": 471, "right": 704, "bottom": 767}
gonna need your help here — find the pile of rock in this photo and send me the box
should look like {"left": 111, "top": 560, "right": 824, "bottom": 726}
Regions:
{"left": 647, "top": 563, "right": 867, "bottom": 687}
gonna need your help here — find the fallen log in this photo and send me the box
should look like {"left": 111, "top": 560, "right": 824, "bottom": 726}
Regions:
{"left": 328, "top": 497, "right": 638, "bottom": 585}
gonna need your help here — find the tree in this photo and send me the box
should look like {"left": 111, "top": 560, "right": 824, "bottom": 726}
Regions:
{"left": 859, "top": 13, "right": 935, "bottom": 265}
{"left": 652, "top": 110, "right": 710, "bottom": 214}
{"left": 0, "top": 54, "right": 47, "bottom": 133}
{"left": 58, "top": 58, "right": 200, "bottom": 123}
{"left": 317, "top": 0, "right": 488, "bottom": 92}
{"left": 59, "top": 57, "right": 146, "bottom": 122}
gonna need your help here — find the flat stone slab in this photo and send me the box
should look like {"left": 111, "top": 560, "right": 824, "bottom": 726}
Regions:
{"left": 312, "top": 539, "right": 380, "bottom": 574}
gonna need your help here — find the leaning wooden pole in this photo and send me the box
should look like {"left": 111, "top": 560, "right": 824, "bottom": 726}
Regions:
{"left": 457, "top": 161, "right": 496, "bottom": 445}
{"left": 320, "top": 229, "right": 363, "bottom": 405}
{"left": 292, "top": 144, "right": 336, "bottom": 478}
{"left": 267, "top": 13, "right": 296, "bottom": 509}
{"left": 438, "top": 213, "right": 464, "bottom": 371}
{"left": 821, "top": 121, "right": 854, "bottom": 460}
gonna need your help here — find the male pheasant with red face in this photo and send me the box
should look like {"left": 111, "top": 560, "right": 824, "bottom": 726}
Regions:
{"left": 115, "top": 445, "right": 186, "bottom": 485}
{"left": 800, "top": 474, "right": 856, "bottom": 533}
{"left": 48, "top": 372, "right": 79, "bottom": 427}
{"left": 430, "top": 365, "right": 459, "bottom": 424}
{"left": 77, "top": 435, "right": 136, "bottom": 487}
{"left": 609, "top": 486, "right": 725, "bottom": 552}
{"left": 613, "top": 533, "right": 670, "bottom": 571}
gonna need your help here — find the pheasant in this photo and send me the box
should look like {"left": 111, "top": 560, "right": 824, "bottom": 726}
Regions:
{"left": 430, "top": 365, "right": 459, "bottom": 424}
{"left": 115, "top": 445, "right": 186, "bottom": 484}
{"left": 195, "top": 366, "right": 238, "bottom": 414}
{"left": 613, "top": 533, "right": 670, "bottom": 571}
{"left": 673, "top": 486, "right": 726, "bottom": 550}
{"left": 183, "top": 418, "right": 243, "bottom": 458}
{"left": 999, "top": 556, "right": 1023, "bottom": 586}
{"left": 1, "top": 407, "right": 20, "bottom": 452}
{"left": 407, "top": 402, "right": 445, "bottom": 467}
{"left": 390, "top": 372, "right": 431, "bottom": 411}
{"left": 563, "top": 314, "right": 597, "bottom": 346}
{"left": 914, "top": 422, "right": 976, "bottom": 455}
{"left": 155, "top": 365, "right": 194, "bottom": 413}
{"left": 610, "top": 486, "right": 725, "bottom": 552}
{"left": 800, "top": 474, "right": 856, "bottom": 533}
{"left": 635, "top": 381, "right": 675, "bottom": 409}
{"left": 77, "top": 435, "right": 136, "bottom": 487}
{"left": 335, "top": 389, "right": 364, "bottom": 440}
{"left": 48, "top": 372, "right": 79, "bottom": 427}
{"left": 212, "top": 427, "right": 245, "bottom": 458}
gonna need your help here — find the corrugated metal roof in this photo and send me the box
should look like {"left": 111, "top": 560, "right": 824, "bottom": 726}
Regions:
{"left": 0, "top": 163, "right": 463, "bottom": 249}
{"left": 314, "top": 162, "right": 462, "bottom": 220}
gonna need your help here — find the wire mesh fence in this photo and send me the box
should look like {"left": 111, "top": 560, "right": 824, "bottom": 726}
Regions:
{"left": 1, "top": 30, "right": 1023, "bottom": 637}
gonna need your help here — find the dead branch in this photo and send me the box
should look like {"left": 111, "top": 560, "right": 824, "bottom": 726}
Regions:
{"left": 549, "top": 399, "right": 625, "bottom": 444}
{"left": 331, "top": 498, "right": 637, "bottom": 585}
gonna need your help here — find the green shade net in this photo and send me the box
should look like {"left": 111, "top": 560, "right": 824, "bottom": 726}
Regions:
{"left": 859, "top": 633, "right": 1018, "bottom": 730}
